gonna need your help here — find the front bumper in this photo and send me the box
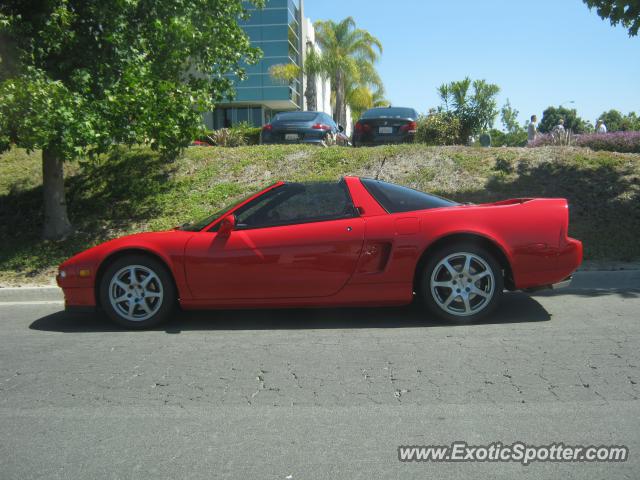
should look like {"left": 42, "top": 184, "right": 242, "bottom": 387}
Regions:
{"left": 60, "top": 286, "right": 97, "bottom": 308}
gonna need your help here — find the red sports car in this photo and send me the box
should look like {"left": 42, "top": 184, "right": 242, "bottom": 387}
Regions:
{"left": 57, "top": 177, "right": 582, "bottom": 328}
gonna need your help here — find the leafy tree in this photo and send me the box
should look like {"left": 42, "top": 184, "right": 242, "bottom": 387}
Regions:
{"left": 268, "top": 63, "right": 301, "bottom": 85}
{"left": 345, "top": 57, "right": 384, "bottom": 121}
{"left": 583, "top": 120, "right": 595, "bottom": 133}
{"left": 438, "top": 77, "right": 500, "bottom": 142}
{"left": 346, "top": 87, "right": 374, "bottom": 121}
{"left": 346, "top": 85, "right": 389, "bottom": 121}
{"left": 313, "top": 17, "right": 383, "bottom": 126}
{"left": 583, "top": 0, "right": 640, "bottom": 36}
{"left": 0, "top": 0, "right": 261, "bottom": 239}
{"left": 539, "top": 106, "right": 589, "bottom": 134}
{"left": 371, "top": 88, "right": 391, "bottom": 108}
{"left": 501, "top": 99, "right": 522, "bottom": 134}
{"left": 598, "top": 109, "right": 624, "bottom": 131}
{"left": 623, "top": 112, "right": 640, "bottom": 130}
{"left": 597, "top": 109, "right": 640, "bottom": 131}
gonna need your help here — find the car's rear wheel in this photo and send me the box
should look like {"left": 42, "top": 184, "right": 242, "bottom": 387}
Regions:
{"left": 420, "top": 243, "right": 503, "bottom": 323}
{"left": 99, "top": 255, "right": 175, "bottom": 329}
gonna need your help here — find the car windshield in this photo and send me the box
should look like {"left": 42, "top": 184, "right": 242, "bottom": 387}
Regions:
{"left": 361, "top": 107, "right": 416, "bottom": 119}
{"left": 273, "top": 112, "right": 318, "bottom": 122}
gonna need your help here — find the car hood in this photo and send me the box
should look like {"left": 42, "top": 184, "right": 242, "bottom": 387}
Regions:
{"left": 59, "top": 230, "right": 194, "bottom": 269}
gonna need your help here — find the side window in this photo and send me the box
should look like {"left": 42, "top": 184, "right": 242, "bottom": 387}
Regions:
{"left": 234, "top": 182, "right": 356, "bottom": 229}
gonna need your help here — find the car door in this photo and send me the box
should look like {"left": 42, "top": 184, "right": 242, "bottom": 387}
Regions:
{"left": 184, "top": 182, "right": 365, "bottom": 300}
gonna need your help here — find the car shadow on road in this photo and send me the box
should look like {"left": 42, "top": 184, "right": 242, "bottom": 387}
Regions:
{"left": 29, "top": 292, "right": 550, "bottom": 333}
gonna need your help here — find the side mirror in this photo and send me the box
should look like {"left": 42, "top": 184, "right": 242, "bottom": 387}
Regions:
{"left": 218, "top": 214, "right": 236, "bottom": 235}
{"left": 338, "top": 124, "right": 345, "bottom": 133}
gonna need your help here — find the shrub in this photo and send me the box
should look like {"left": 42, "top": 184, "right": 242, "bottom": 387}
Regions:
{"left": 230, "top": 122, "right": 261, "bottom": 145}
{"left": 200, "top": 129, "right": 244, "bottom": 147}
{"left": 197, "top": 122, "right": 262, "bottom": 147}
{"left": 489, "top": 129, "right": 528, "bottom": 147}
{"left": 576, "top": 131, "right": 640, "bottom": 153}
{"left": 415, "top": 113, "right": 461, "bottom": 145}
{"left": 528, "top": 131, "right": 640, "bottom": 153}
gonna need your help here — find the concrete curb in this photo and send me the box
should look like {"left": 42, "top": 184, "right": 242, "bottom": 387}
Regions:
{"left": 0, "top": 270, "right": 638, "bottom": 303}
{"left": 0, "top": 286, "right": 63, "bottom": 302}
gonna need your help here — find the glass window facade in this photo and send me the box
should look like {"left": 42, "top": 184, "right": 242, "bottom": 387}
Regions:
{"left": 209, "top": 106, "right": 276, "bottom": 129}
{"left": 206, "top": 0, "right": 303, "bottom": 129}
{"left": 221, "top": 0, "right": 302, "bottom": 117}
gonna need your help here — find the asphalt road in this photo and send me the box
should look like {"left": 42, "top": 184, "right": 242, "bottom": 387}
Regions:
{"left": 1, "top": 271, "right": 639, "bottom": 479}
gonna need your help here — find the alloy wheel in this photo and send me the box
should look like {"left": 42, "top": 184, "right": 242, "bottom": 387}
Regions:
{"left": 430, "top": 252, "right": 495, "bottom": 317}
{"left": 108, "top": 265, "right": 164, "bottom": 321}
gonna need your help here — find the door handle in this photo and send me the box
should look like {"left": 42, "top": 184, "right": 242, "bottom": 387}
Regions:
{"left": 346, "top": 226, "right": 352, "bottom": 232}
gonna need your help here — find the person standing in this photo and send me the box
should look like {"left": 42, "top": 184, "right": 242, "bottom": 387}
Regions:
{"left": 528, "top": 115, "right": 538, "bottom": 144}
{"left": 553, "top": 118, "right": 565, "bottom": 134}
{"left": 596, "top": 119, "right": 607, "bottom": 133}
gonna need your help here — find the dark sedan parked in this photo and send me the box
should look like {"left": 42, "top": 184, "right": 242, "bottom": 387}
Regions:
{"left": 261, "top": 111, "right": 348, "bottom": 146}
{"left": 353, "top": 106, "right": 418, "bottom": 146}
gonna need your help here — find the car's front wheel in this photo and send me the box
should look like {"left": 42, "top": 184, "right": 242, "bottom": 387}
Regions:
{"left": 420, "top": 243, "right": 503, "bottom": 323}
{"left": 99, "top": 255, "right": 176, "bottom": 329}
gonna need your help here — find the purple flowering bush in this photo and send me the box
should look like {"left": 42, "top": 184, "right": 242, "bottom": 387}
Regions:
{"left": 576, "top": 131, "right": 640, "bottom": 154}
{"left": 529, "top": 131, "right": 640, "bottom": 153}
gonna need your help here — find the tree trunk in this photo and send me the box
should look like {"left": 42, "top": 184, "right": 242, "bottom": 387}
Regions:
{"left": 42, "top": 148, "right": 73, "bottom": 240}
{"left": 305, "top": 72, "right": 317, "bottom": 111}
{"left": 334, "top": 70, "right": 346, "bottom": 127}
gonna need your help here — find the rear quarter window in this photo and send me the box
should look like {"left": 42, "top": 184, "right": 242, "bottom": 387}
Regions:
{"left": 361, "top": 178, "right": 458, "bottom": 213}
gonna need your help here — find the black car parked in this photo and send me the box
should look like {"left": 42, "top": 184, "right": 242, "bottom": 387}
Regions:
{"left": 261, "top": 111, "right": 348, "bottom": 146}
{"left": 352, "top": 106, "right": 418, "bottom": 146}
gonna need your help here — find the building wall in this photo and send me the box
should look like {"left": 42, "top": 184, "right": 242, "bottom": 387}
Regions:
{"left": 206, "top": 0, "right": 349, "bottom": 132}
{"left": 232, "top": 0, "right": 302, "bottom": 107}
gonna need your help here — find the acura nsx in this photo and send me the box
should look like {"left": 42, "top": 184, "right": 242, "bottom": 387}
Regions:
{"left": 57, "top": 177, "right": 582, "bottom": 328}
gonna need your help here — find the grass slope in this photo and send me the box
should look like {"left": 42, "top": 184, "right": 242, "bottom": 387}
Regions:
{"left": 1, "top": 145, "right": 639, "bottom": 284}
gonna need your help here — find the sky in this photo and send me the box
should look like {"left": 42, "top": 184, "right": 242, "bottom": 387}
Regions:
{"left": 303, "top": 0, "right": 640, "bottom": 128}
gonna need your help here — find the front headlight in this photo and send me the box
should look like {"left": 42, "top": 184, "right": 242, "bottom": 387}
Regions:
{"left": 58, "top": 270, "right": 67, "bottom": 279}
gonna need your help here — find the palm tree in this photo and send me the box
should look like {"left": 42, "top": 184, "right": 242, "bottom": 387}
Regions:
{"left": 347, "top": 85, "right": 389, "bottom": 121}
{"left": 313, "top": 17, "right": 383, "bottom": 127}
{"left": 302, "top": 43, "right": 327, "bottom": 112}
{"left": 371, "top": 88, "right": 390, "bottom": 108}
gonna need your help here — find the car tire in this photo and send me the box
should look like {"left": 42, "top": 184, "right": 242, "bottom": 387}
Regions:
{"left": 99, "top": 254, "right": 176, "bottom": 329}
{"left": 420, "top": 243, "right": 503, "bottom": 324}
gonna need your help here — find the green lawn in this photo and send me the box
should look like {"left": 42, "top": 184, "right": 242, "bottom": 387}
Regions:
{"left": 1, "top": 144, "right": 639, "bottom": 284}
